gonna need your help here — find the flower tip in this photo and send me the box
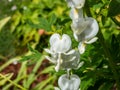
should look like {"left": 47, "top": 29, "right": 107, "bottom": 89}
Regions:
{"left": 78, "top": 42, "right": 86, "bottom": 54}
{"left": 85, "top": 37, "right": 98, "bottom": 44}
{"left": 78, "top": 61, "right": 84, "bottom": 68}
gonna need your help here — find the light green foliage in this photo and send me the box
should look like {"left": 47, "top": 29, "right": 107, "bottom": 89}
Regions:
{"left": 0, "top": 0, "right": 120, "bottom": 90}
{"left": 0, "top": 73, "right": 13, "bottom": 86}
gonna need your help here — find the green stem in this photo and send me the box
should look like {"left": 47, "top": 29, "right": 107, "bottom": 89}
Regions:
{"left": 24, "top": 55, "right": 45, "bottom": 89}
{"left": 0, "top": 56, "right": 20, "bottom": 72}
{"left": 3, "top": 62, "right": 27, "bottom": 90}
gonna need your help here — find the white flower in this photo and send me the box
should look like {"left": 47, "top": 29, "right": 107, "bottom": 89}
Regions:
{"left": 60, "top": 50, "right": 84, "bottom": 70}
{"left": 71, "top": 18, "right": 90, "bottom": 35}
{"left": 45, "top": 33, "right": 83, "bottom": 71}
{"left": 73, "top": 17, "right": 99, "bottom": 42}
{"left": 49, "top": 33, "right": 71, "bottom": 53}
{"left": 58, "top": 74, "right": 80, "bottom": 90}
{"left": 45, "top": 49, "right": 83, "bottom": 71}
{"left": 72, "top": 17, "right": 99, "bottom": 54}
{"left": 65, "top": 0, "right": 85, "bottom": 9}
{"left": 78, "top": 37, "right": 98, "bottom": 54}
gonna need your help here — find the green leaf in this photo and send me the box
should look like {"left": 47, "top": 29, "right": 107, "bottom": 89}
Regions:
{"left": 20, "top": 45, "right": 41, "bottom": 62}
{"left": 98, "top": 82, "right": 113, "bottom": 90}
{"left": 0, "top": 73, "right": 13, "bottom": 86}
{"left": 33, "top": 75, "right": 55, "bottom": 90}
{"left": 23, "top": 55, "right": 45, "bottom": 89}
{"left": 0, "top": 30, "right": 15, "bottom": 57}
{"left": 27, "top": 44, "right": 39, "bottom": 54}
{"left": 0, "top": 16, "right": 11, "bottom": 31}
{"left": 49, "top": 14, "right": 57, "bottom": 25}
{"left": 80, "top": 72, "right": 97, "bottom": 90}
{"left": 0, "top": 73, "right": 26, "bottom": 90}
{"left": 43, "top": 84, "right": 54, "bottom": 90}
{"left": 40, "top": 65, "right": 54, "bottom": 74}
{"left": 80, "top": 77, "right": 94, "bottom": 90}
{"left": 39, "top": 17, "right": 51, "bottom": 31}
{"left": 108, "top": 0, "right": 120, "bottom": 16}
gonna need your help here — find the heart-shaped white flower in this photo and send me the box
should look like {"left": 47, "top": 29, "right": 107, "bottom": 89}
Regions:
{"left": 72, "top": 17, "right": 99, "bottom": 54}
{"left": 45, "top": 33, "right": 83, "bottom": 72}
{"left": 58, "top": 74, "right": 80, "bottom": 90}
{"left": 72, "top": 17, "right": 99, "bottom": 42}
{"left": 50, "top": 33, "right": 71, "bottom": 53}
{"left": 65, "top": 0, "right": 85, "bottom": 9}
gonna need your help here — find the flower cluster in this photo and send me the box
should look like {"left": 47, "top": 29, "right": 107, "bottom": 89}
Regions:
{"left": 45, "top": 0, "right": 99, "bottom": 90}
{"left": 45, "top": 33, "right": 83, "bottom": 72}
{"left": 67, "top": 0, "right": 99, "bottom": 54}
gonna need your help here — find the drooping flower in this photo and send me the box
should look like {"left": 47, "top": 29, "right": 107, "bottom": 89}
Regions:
{"left": 45, "top": 33, "right": 83, "bottom": 72}
{"left": 65, "top": 0, "right": 85, "bottom": 9}
{"left": 72, "top": 17, "right": 99, "bottom": 54}
{"left": 71, "top": 17, "right": 90, "bottom": 35}
{"left": 58, "top": 74, "right": 80, "bottom": 90}
{"left": 72, "top": 17, "right": 99, "bottom": 41}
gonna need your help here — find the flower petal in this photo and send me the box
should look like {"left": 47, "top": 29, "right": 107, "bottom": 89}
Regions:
{"left": 72, "top": 0, "right": 85, "bottom": 9}
{"left": 75, "top": 61, "right": 84, "bottom": 69}
{"left": 70, "top": 8, "right": 83, "bottom": 20}
{"left": 78, "top": 42, "right": 86, "bottom": 54}
{"left": 60, "top": 34, "right": 71, "bottom": 52}
{"left": 82, "top": 17, "right": 99, "bottom": 40}
{"left": 65, "top": 0, "right": 74, "bottom": 8}
{"left": 44, "top": 48, "right": 54, "bottom": 54}
{"left": 58, "top": 74, "right": 80, "bottom": 90}
{"left": 65, "top": 0, "right": 85, "bottom": 9}
{"left": 85, "top": 37, "right": 98, "bottom": 44}
{"left": 71, "top": 18, "right": 90, "bottom": 35}
{"left": 50, "top": 33, "right": 71, "bottom": 53}
{"left": 49, "top": 33, "right": 60, "bottom": 46}
{"left": 65, "top": 49, "right": 75, "bottom": 55}
{"left": 61, "top": 50, "right": 80, "bottom": 69}
{"left": 72, "top": 17, "right": 99, "bottom": 42}
{"left": 54, "top": 87, "right": 60, "bottom": 90}
{"left": 45, "top": 56, "right": 56, "bottom": 63}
